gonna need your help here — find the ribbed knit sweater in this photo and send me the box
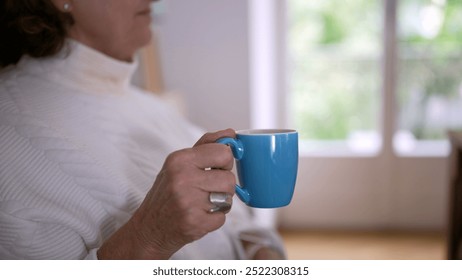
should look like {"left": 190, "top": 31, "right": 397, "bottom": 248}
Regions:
{"left": 0, "top": 41, "right": 271, "bottom": 259}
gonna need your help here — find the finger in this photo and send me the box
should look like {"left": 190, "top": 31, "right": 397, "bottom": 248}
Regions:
{"left": 195, "top": 210, "right": 226, "bottom": 233}
{"left": 171, "top": 204, "right": 226, "bottom": 242}
{"left": 191, "top": 143, "right": 235, "bottom": 170}
{"left": 176, "top": 169, "right": 235, "bottom": 212}
{"left": 194, "top": 128, "right": 236, "bottom": 146}
{"left": 198, "top": 169, "right": 236, "bottom": 194}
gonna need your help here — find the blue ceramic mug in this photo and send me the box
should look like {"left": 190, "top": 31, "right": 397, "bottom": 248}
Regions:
{"left": 217, "top": 129, "right": 298, "bottom": 208}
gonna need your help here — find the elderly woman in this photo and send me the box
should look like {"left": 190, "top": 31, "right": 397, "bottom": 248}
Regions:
{"left": 0, "top": 0, "right": 285, "bottom": 259}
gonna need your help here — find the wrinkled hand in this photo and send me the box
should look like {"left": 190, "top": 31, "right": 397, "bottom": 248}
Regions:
{"left": 98, "top": 129, "right": 236, "bottom": 259}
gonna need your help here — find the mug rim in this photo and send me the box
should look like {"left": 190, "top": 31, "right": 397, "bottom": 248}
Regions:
{"left": 236, "top": 129, "right": 297, "bottom": 135}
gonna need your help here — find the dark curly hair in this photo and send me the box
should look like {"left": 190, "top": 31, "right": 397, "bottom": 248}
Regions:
{"left": 0, "top": 0, "right": 74, "bottom": 68}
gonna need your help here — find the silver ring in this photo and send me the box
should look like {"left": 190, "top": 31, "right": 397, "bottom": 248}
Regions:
{"left": 209, "top": 192, "right": 232, "bottom": 213}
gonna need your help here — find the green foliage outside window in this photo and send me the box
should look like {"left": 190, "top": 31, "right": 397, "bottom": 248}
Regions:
{"left": 289, "top": 0, "right": 381, "bottom": 140}
{"left": 289, "top": 0, "right": 462, "bottom": 141}
{"left": 398, "top": 0, "right": 462, "bottom": 139}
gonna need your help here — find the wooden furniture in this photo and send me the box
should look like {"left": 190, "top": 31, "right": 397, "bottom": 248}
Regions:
{"left": 447, "top": 130, "right": 462, "bottom": 259}
{"left": 138, "top": 32, "right": 165, "bottom": 94}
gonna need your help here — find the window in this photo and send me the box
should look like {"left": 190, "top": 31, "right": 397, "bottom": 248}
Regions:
{"left": 288, "top": 0, "right": 382, "bottom": 155}
{"left": 288, "top": 0, "right": 462, "bottom": 156}
{"left": 395, "top": 0, "right": 462, "bottom": 155}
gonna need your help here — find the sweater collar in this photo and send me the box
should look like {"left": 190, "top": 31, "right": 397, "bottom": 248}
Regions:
{"left": 20, "top": 39, "right": 138, "bottom": 94}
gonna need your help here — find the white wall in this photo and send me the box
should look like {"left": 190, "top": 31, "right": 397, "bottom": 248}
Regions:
{"left": 153, "top": 0, "right": 450, "bottom": 232}
{"left": 155, "top": 0, "right": 251, "bottom": 131}
{"left": 281, "top": 156, "right": 449, "bottom": 231}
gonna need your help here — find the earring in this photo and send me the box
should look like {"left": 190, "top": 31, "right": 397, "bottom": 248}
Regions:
{"left": 63, "top": 3, "right": 70, "bottom": 11}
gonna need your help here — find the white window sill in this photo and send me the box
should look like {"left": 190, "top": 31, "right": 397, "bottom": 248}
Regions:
{"left": 299, "top": 140, "right": 381, "bottom": 158}
{"left": 299, "top": 140, "right": 450, "bottom": 158}
{"left": 393, "top": 140, "right": 450, "bottom": 158}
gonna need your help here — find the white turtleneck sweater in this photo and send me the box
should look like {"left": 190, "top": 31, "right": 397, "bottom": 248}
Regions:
{"left": 0, "top": 41, "right": 282, "bottom": 260}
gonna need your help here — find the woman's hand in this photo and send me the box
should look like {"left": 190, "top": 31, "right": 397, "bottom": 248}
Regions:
{"left": 97, "top": 129, "right": 236, "bottom": 259}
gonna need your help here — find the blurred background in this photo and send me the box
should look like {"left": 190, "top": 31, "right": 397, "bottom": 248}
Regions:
{"left": 138, "top": 0, "right": 462, "bottom": 259}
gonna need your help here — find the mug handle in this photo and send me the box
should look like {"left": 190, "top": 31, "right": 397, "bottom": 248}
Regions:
{"left": 216, "top": 137, "right": 251, "bottom": 205}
